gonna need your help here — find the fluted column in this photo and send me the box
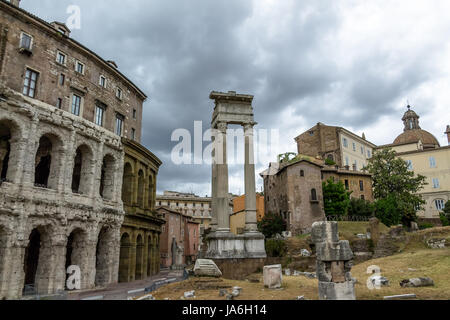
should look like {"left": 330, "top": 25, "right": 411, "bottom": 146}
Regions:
{"left": 244, "top": 123, "right": 258, "bottom": 232}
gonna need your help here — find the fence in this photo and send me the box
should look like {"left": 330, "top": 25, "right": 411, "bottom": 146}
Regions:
{"left": 326, "top": 215, "right": 372, "bottom": 222}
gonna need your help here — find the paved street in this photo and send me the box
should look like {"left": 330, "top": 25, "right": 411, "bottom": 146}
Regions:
{"left": 67, "top": 269, "right": 185, "bottom": 300}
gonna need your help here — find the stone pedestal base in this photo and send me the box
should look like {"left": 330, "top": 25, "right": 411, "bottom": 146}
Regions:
{"left": 205, "top": 231, "right": 266, "bottom": 259}
{"left": 205, "top": 231, "right": 267, "bottom": 280}
{"left": 318, "top": 281, "right": 356, "bottom": 300}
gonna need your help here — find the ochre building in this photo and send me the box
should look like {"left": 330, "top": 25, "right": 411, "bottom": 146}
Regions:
{"left": 377, "top": 106, "right": 450, "bottom": 223}
{"left": 118, "top": 138, "right": 164, "bottom": 283}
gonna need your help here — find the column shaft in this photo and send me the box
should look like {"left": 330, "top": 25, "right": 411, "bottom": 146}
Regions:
{"left": 244, "top": 124, "right": 258, "bottom": 232}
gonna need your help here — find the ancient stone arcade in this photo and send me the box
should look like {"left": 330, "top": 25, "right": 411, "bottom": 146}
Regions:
{"left": 205, "top": 91, "right": 266, "bottom": 279}
{"left": 118, "top": 138, "right": 164, "bottom": 283}
{"left": 0, "top": 87, "right": 124, "bottom": 299}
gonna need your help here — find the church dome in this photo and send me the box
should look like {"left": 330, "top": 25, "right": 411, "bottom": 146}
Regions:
{"left": 393, "top": 129, "right": 440, "bottom": 147}
{"left": 393, "top": 106, "right": 440, "bottom": 148}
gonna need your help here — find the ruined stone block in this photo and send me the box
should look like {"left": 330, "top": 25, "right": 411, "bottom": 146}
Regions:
{"left": 263, "top": 264, "right": 282, "bottom": 289}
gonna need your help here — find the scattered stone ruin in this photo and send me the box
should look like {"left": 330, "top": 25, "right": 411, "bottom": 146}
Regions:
{"left": 312, "top": 221, "right": 356, "bottom": 300}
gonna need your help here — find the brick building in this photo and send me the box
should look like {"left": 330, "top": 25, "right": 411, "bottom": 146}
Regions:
{"left": 295, "top": 122, "right": 376, "bottom": 170}
{"left": 260, "top": 156, "right": 326, "bottom": 234}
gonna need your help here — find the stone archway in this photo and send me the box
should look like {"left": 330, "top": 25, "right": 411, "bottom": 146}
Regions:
{"left": 137, "top": 170, "right": 144, "bottom": 208}
{"left": 119, "top": 233, "right": 131, "bottom": 283}
{"left": 34, "top": 134, "right": 63, "bottom": 190}
{"left": 95, "top": 227, "right": 115, "bottom": 287}
{"left": 135, "top": 235, "right": 144, "bottom": 280}
{"left": 71, "top": 145, "right": 93, "bottom": 195}
{"left": 99, "top": 154, "right": 115, "bottom": 200}
{"left": 65, "top": 228, "right": 88, "bottom": 289}
{"left": 122, "top": 162, "right": 133, "bottom": 205}
{"left": 23, "top": 227, "right": 53, "bottom": 295}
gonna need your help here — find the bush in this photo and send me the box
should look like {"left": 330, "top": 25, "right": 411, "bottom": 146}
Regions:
{"left": 440, "top": 213, "right": 450, "bottom": 227}
{"left": 257, "top": 212, "right": 286, "bottom": 239}
{"left": 374, "top": 195, "right": 401, "bottom": 227}
{"left": 419, "top": 223, "right": 434, "bottom": 230}
{"left": 325, "top": 158, "right": 336, "bottom": 166}
{"left": 265, "top": 239, "right": 287, "bottom": 257}
{"left": 348, "top": 198, "right": 375, "bottom": 217}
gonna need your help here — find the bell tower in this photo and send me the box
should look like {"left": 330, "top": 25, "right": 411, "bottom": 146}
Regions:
{"left": 402, "top": 105, "right": 421, "bottom": 132}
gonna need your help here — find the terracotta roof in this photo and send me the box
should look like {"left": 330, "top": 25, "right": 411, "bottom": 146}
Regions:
{"left": 393, "top": 129, "right": 440, "bottom": 147}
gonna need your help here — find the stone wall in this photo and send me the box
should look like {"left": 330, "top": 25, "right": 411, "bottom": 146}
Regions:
{"left": 0, "top": 86, "right": 124, "bottom": 299}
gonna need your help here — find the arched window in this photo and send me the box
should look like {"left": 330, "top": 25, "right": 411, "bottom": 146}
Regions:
{"left": 311, "top": 188, "right": 317, "bottom": 201}
{"left": 99, "top": 154, "right": 115, "bottom": 200}
{"left": 34, "top": 134, "right": 63, "bottom": 189}
{"left": 122, "top": 163, "right": 133, "bottom": 205}
{"left": 137, "top": 170, "right": 144, "bottom": 208}
{"left": 71, "top": 145, "right": 93, "bottom": 195}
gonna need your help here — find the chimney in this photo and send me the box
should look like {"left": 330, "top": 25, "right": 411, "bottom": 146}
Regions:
{"left": 446, "top": 125, "right": 450, "bottom": 146}
{"left": 10, "top": 0, "right": 21, "bottom": 7}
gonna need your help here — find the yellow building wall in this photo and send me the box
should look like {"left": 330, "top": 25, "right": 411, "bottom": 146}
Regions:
{"left": 230, "top": 211, "right": 246, "bottom": 235}
{"left": 230, "top": 195, "right": 265, "bottom": 235}
{"left": 394, "top": 147, "right": 450, "bottom": 219}
{"left": 339, "top": 131, "right": 374, "bottom": 170}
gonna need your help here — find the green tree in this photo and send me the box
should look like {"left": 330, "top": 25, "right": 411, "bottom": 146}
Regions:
{"left": 365, "top": 148, "right": 427, "bottom": 227}
{"left": 322, "top": 178, "right": 351, "bottom": 216}
{"left": 257, "top": 212, "right": 287, "bottom": 238}
{"left": 440, "top": 200, "right": 450, "bottom": 226}
{"left": 348, "top": 198, "right": 375, "bottom": 217}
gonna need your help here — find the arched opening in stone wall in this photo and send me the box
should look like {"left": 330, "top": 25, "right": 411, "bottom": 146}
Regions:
{"left": 0, "top": 226, "right": 7, "bottom": 287}
{"left": 72, "top": 145, "right": 93, "bottom": 195}
{"left": 0, "top": 124, "right": 11, "bottom": 181}
{"left": 34, "top": 134, "right": 62, "bottom": 189}
{"left": 99, "top": 154, "right": 115, "bottom": 200}
{"left": 119, "top": 233, "right": 131, "bottom": 283}
{"left": 23, "top": 227, "right": 52, "bottom": 295}
{"left": 135, "top": 235, "right": 143, "bottom": 280}
{"left": 122, "top": 162, "right": 133, "bottom": 205}
{"left": 137, "top": 170, "right": 144, "bottom": 208}
{"left": 65, "top": 228, "right": 87, "bottom": 289}
{"left": 146, "top": 235, "right": 152, "bottom": 277}
{"left": 0, "top": 119, "right": 21, "bottom": 183}
{"left": 148, "top": 175, "right": 154, "bottom": 210}
{"left": 95, "top": 227, "right": 114, "bottom": 287}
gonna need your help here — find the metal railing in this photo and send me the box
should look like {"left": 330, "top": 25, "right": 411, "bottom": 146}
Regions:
{"left": 326, "top": 215, "right": 371, "bottom": 222}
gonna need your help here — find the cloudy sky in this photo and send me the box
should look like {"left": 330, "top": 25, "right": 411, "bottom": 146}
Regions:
{"left": 22, "top": 0, "right": 450, "bottom": 196}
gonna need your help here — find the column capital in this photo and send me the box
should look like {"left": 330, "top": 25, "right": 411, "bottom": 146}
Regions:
{"left": 243, "top": 122, "right": 257, "bottom": 131}
{"left": 216, "top": 122, "right": 228, "bottom": 133}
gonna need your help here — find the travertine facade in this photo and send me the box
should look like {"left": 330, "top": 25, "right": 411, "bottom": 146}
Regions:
{"left": 0, "top": 1, "right": 154, "bottom": 299}
{"left": 0, "top": 86, "right": 124, "bottom": 299}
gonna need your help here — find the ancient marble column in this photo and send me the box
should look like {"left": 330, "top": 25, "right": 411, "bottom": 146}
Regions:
{"left": 210, "top": 130, "right": 218, "bottom": 232}
{"left": 244, "top": 123, "right": 258, "bottom": 232}
{"left": 215, "top": 122, "right": 230, "bottom": 232}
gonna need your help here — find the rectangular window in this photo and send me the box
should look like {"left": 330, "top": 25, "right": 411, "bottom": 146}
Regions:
{"left": 95, "top": 104, "right": 105, "bottom": 126}
{"left": 429, "top": 157, "right": 436, "bottom": 168}
{"left": 116, "top": 88, "right": 123, "bottom": 100}
{"left": 345, "top": 157, "right": 349, "bottom": 167}
{"left": 131, "top": 128, "right": 136, "bottom": 140}
{"left": 345, "top": 180, "right": 349, "bottom": 190}
{"left": 359, "top": 180, "right": 364, "bottom": 191}
{"left": 367, "top": 150, "right": 371, "bottom": 158}
{"left": 57, "top": 98, "right": 62, "bottom": 109}
{"left": 343, "top": 138, "right": 348, "bottom": 148}
{"left": 115, "top": 113, "right": 124, "bottom": 136}
{"left": 133, "top": 109, "right": 137, "bottom": 119}
{"left": 352, "top": 142, "right": 356, "bottom": 151}
{"left": 57, "top": 51, "right": 66, "bottom": 65}
{"left": 59, "top": 73, "right": 65, "bottom": 86}
{"left": 406, "top": 160, "right": 413, "bottom": 170}
{"left": 71, "top": 94, "right": 82, "bottom": 116}
{"left": 20, "top": 32, "right": 32, "bottom": 50}
{"left": 432, "top": 178, "right": 440, "bottom": 189}
{"left": 75, "top": 61, "right": 85, "bottom": 74}
{"left": 23, "top": 68, "right": 38, "bottom": 97}
{"left": 99, "top": 75, "right": 106, "bottom": 88}
{"left": 361, "top": 146, "right": 364, "bottom": 155}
